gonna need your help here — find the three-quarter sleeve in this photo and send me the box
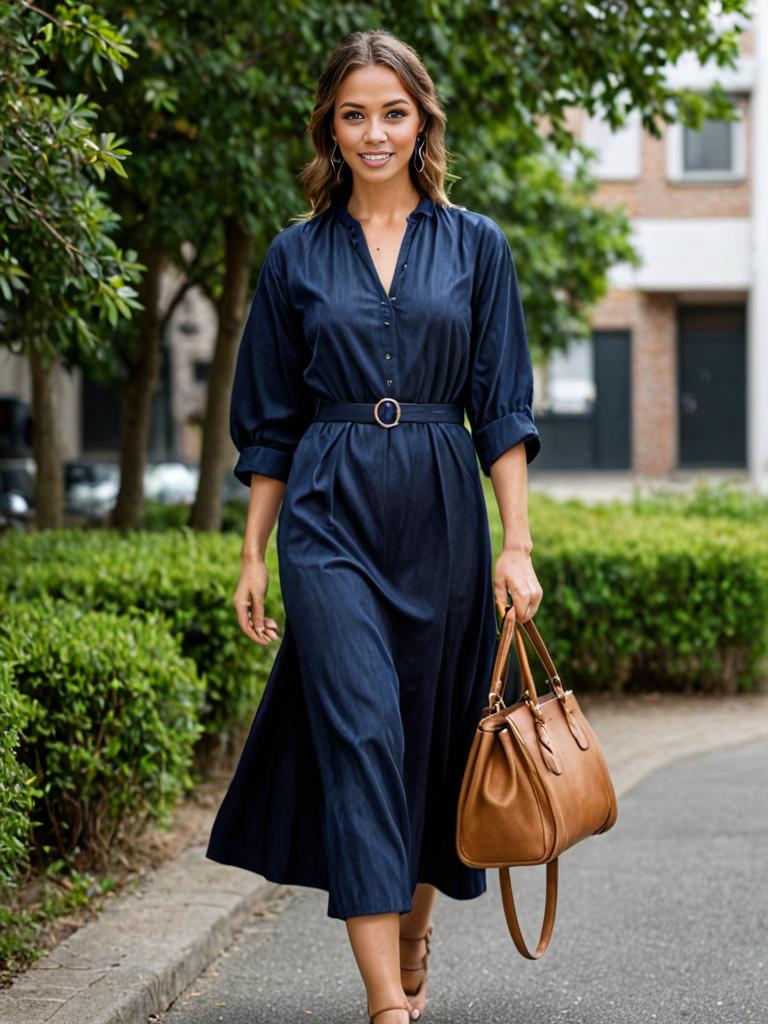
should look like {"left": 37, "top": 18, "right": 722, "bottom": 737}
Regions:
{"left": 465, "top": 218, "right": 541, "bottom": 475}
{"left": 229, "top": 234, "right": 316, "bottom": 487}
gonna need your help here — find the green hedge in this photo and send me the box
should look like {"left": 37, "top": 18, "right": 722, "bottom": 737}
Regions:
{"left": 0, "top": 661, "right": 36, "bottom": 889}
{"left": 627, "top": 478, "right": 768, "bottom": 523}
{"left": 491, "top": 491, "right": 768, "bottom": 694}
{"left": 0, "top": 485, "right": 766, "bottom": 937}
{"left": 0, "top": 528, "right": 278, "bottom": 750}
{"left": 0, "top": 600, "right": 204, "bottom": 864}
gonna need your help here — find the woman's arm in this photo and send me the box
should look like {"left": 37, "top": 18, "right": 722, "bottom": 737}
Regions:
{"left": 228, "top": 233, "right": 315, "bottom": 646}
{"left": 489, "top": 442, "right": 543, "bottom": 623}
{"left": 232, "top": 474, "right": 285, "bottom": 646}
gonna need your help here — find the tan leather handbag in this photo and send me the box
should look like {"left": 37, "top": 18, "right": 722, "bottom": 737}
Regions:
{"left": 456, "top": 605, "right": 618, "bottom": 959}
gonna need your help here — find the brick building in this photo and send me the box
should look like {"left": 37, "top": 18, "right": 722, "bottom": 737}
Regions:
{"left": 532, "top": 0, "right": 768, "bottom": 493}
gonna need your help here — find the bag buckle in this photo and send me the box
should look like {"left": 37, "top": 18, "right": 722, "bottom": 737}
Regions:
{"left": 489, "top": 690, "right": 507, "bottom": 714}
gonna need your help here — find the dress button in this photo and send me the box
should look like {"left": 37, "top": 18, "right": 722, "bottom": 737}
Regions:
{"left": 386, "top": 378, "right": 392, "bottom": 386}
{"left": 384, "top": 320, "right": 390, "bottom": 326}
{"left": 384, "top": 352, "right": 391, "bottom": 359}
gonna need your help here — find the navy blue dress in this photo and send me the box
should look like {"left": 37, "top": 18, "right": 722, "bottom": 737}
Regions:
{"left": 205, "top": 191, "right": 541, "bottom": 921}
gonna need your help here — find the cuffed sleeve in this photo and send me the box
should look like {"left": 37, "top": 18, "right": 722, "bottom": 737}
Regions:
{"left": 465, "top": 218, "right": 541, "bottom": 475}
{"left": 229, "top": 234, "right": 316, "bottom": 487}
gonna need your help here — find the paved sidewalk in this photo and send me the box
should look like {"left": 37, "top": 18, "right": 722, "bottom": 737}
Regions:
{"left": 154, "top": 736, "right": 768, "bottom": 1024}
{"left": 1, "top": 692, "right": 767, "bottom": 1024}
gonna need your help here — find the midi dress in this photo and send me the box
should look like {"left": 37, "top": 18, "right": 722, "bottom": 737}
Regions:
{"left": 205, "top": 190, "right": 541, "bottom": 921}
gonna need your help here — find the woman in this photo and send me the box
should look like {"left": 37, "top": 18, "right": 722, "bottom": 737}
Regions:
{"left": 206, "top": 28, "right": 543, "bottom": 1024}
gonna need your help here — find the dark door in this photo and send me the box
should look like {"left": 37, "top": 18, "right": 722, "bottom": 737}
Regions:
{"left": 594, "top": 330, "right": 631, "bottom": 468}
{"left": 678, "top": 306, "right": 746, "bottom": 467}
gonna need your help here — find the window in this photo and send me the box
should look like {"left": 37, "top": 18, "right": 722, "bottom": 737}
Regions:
{"left": 193, "top": 360, "right": 210, "bottom": 383}
{"left": 535, "top": 337, "right": 595, "bottom": 416}
{"left": 683, "top": 117, "right": 732, "bottom": 172}
{"left": 666, "top": 94, "right": 745, "bottom": 182}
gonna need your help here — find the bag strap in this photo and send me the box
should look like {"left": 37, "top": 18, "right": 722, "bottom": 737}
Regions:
{"left": 519, "top": 615, "right": 558, "bottom": 679}
{"left": 498, "top": 859, "right": 559, "bottom": 960}
{"left": 490, "top": 606, "right": 566, "bottom": 707}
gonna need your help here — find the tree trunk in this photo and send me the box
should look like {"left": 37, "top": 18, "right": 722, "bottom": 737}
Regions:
{"left": 189, "top": 218, "right": 254, "bottom": 531}
{"left": 29, "top": 345, "right": 64, "bottom": 530}
{"left": 112, "top": 245, "right": 166, "bottom": 530}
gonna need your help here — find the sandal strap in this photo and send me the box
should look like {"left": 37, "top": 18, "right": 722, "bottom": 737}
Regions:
{"left": 400, "top": 923, "right": 433, "bottom": 956}
{"left": 400, "top": 923, "right": 433, "bottom": 997}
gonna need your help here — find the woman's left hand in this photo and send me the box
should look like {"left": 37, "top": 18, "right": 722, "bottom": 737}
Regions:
{"left": 494, "top": 548, "right": 543, "bottom": 623}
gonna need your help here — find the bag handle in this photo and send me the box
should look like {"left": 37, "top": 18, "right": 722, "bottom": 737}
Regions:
{"left": 489, "top": 607, "right": 591, "bottom": 752}
{"left": 499, "top": 860, "right": 558, "bottom": 959}
{"left": 488, "top": 606, "right": 564, "bottom": 707}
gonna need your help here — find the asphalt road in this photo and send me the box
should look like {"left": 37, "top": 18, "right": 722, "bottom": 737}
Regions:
{"left": 154, "top": 737, "right": 768, "bottom": 1024}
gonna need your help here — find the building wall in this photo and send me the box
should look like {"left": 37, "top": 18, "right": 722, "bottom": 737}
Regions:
{"left": 0, "top": 271, "right": 219, "bottom": 466}
{"left": 166, "top": 285, "right": 218, "bottom": 464}
{"left": 0, "top": 348, "right": 81, "bottom": 460}
{"left": 590, "top": 96, "right": 751, "bottom": 219}
{"left": 556, "top": 18, "right": 757, "bottom": 479}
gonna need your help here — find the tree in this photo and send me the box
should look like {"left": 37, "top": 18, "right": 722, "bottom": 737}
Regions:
{"left": 82, "top": 1, "right": 336, "bottom": 529}
{"left": 0, "top": 0, "right": 142, "bottom": 528}
{"left": 83, "top": 1, "right": 748, "bottom": 528}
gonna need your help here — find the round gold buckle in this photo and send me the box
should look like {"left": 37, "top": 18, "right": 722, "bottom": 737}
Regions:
{"left": 373, "top": 397, "right": 401, "bottom": 427}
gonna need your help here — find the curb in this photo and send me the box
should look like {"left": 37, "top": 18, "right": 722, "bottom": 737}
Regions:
{"left": 0, "top": 846, "right": 283, "bottom": 1024}
{"left": 2, "top": 693, "right": 768, "bottom": 1024}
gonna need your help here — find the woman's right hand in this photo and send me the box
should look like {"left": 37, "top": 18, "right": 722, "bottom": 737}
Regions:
{"left": 233, "top": 557, "right": 282, "bottom": 646}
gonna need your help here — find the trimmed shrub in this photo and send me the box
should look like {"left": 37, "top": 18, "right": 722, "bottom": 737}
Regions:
{"left": 0, "top": 661, "right": 36, "bottom": 888}
{"left": 488, "top": 492, "right": 768, "bottom": 694}
{"left": 628, "top": 479, "right": 768, "bottom": 523}
{"left": 0, "top": 528, "right": 278, "bottom": 750}
{"left": 0, "top": 601, "right": 205, "bottom": 865}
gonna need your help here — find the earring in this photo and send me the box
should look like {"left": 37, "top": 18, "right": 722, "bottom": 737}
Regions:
{"left": 330, "top": 139, "right": 344, "bottom": 183}
{"left": 412, "top": 132, "right": 426, "bottom": 174}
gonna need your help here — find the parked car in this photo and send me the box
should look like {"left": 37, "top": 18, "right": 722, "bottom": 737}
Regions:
{"left": 5, "top": 452, "right": 235, "bottom": 524}
{"left": 143, "top": 461, "right": 199, "bottom": 505}
{"left": 0, "top": 459, "right": 35, "bottom": 532}
{"left": 64, "top": 459, "right": 120, "bottom": 519}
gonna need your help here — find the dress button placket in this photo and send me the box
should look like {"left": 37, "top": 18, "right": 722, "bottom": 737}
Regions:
{"left": 384, "top": 293, "right": 394, "bottom": 391}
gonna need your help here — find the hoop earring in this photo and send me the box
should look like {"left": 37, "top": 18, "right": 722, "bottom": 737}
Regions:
{"left": 412, "top": 132, "right": 426, "bottom": 174}
{"left": 330, "top": 140, "right": 345, "bottom": 183}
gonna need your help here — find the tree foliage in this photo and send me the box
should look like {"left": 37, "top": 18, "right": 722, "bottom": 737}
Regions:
{"left": 0, "top": 1, "right": 751, "bottom": 528}
{"left": 89, "top": 0, "right": 748, "bottom": 356}
{"left": 0, "top": 1, "right": 143, "bottom": 367}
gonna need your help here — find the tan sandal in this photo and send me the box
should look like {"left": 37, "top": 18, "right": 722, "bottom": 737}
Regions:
{"left": 368, "top": 1001, "right": 411, "bottom": 1023}
{"left": 400, "top": 923, "right": 434, "bottom": 1019}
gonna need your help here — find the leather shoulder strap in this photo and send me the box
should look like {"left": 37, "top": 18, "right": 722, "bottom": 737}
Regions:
{"left": 498, "top": 859, "right": 559, "bottom": 959}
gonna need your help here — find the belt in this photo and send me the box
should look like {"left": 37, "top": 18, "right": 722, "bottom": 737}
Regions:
{"left": 314, "top": 398, "right": 464, "bottom": 428}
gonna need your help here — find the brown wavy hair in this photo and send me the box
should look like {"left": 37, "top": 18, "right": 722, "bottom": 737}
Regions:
{"left": 293, "top": 29, "right": 459, "bottom": 222}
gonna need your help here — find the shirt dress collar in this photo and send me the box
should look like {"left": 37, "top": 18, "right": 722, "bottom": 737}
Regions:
{"left": 332, "top": 191, "right": 436, "bottom": 233}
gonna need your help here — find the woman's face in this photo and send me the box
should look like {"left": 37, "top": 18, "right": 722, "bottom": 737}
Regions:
{"left": 331, "top": 64, "right": 426, "bottom": 187}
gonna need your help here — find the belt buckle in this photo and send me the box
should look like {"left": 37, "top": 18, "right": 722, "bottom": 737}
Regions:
{"left": 373, "top": 397, "right": 401, "bottom": 428}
